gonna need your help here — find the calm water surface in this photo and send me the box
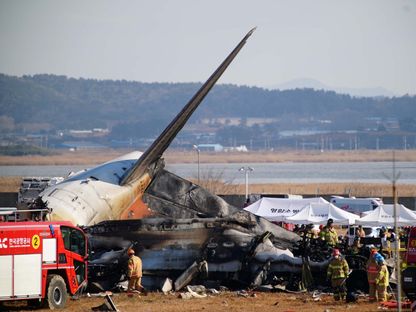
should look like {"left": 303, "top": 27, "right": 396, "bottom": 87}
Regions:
{"left": 0, "top": 162, "right": 415, "bottom": 184}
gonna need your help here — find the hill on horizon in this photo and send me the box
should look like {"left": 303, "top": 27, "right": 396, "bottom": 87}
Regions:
{"left": 1, "top": 73, "right": 415, "bottom": 136}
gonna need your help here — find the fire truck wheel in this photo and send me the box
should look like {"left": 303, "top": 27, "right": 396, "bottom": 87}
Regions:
{"left": 45, "top": 274, "right": 68, "bottom": 309}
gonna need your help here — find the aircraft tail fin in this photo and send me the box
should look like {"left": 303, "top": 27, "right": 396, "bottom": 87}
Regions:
{"left": 121, "top": 28, "right": 256, "bottom": 185}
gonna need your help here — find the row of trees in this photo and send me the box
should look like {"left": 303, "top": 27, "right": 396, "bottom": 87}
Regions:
{"left": 1, "top": 74, "right": 416, "bottom": 147}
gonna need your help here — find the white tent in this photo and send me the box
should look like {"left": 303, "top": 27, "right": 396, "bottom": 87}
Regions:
{"left": 356, "top": 204, "right": 416, "bottom": 227}
{"left": 284, "top": 202, "right": 360, "bottom": 225}
{"left": 243, "top": 197, "right": 329, "bottom": 222}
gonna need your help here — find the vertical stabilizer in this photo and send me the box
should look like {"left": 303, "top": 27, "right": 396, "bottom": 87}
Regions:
{"left": 121, "top": 28, "right": 256, "bottom": 185}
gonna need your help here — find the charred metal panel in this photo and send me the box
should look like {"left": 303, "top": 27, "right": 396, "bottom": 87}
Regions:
{"left": 144, "top": 169, "right": 236, "bottom": 218}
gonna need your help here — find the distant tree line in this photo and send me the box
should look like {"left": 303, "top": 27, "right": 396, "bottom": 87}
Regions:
{"left": 1, "top": 74, "right": 415, "bottom": 147}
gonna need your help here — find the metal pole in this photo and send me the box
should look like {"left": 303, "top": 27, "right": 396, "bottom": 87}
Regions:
{"left": 193, "top": 145, "right": 200, "bottom": 184}
{"left": 239, "top": 167, "right": 253, "bottom": 200}
{"left": 392, "top": 152, "right": 402, "bottom": 312}
{"left": 197, "top": 149, "right": 200, "bottom": 184}
{"left": 245, "top": 170, "right": 249, "bottom": 200}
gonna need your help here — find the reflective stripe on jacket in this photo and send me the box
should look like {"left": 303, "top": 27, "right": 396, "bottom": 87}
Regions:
{"left": 366, "top": 258, "right": 378, "bottom": 283}
{"left": 375, "top": 264, "right": 389, "bottom": 287}
{"left": 327, "top": 257, "right": 349, "bottom": 280}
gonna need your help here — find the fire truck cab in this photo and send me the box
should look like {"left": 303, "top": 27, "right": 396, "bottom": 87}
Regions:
{"left": 403, "top": 226, "right": 416, "bottom": 301}
{"left": 0, "top": 221, "right": 88, "bottom": 309}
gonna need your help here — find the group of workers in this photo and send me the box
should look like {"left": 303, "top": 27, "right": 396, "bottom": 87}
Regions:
{"left": 319, "top": 216, "right": 391, "bottom": 303}
{"left": 327, "top": 246, "right": 389, "bottom": 302}
{"left": 295, "top": 218, "right": 391, "bottom": 303}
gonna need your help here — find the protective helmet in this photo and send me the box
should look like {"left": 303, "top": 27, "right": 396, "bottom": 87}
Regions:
{"left": 374, "top": 253, "right": 384, "bottom": 263}
{"left": 332, "top": 249, "right": 340, "bottom": 256}
{"left": 327, "top": 218, "right": 334, "bottom": 225}
{"left": 127, "top": 248, "right": 135, "bottom": 255}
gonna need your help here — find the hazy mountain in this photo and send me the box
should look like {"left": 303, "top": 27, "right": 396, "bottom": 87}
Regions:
{"left": 269, "top": 78, "right": 397, "bottom": 98}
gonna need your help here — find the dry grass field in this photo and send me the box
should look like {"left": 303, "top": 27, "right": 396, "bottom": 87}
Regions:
{"left": 0, "top": 175, "right": 414, "bottom": 197}
{"left": 0, "top": 149, "right": 415, "bottom": 196}
{"left": 0, "top": 149, "right": 415, "bottom": 166}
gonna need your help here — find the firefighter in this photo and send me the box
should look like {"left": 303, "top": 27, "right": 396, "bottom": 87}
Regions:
{"left": 303, "top": 224, "right": 316, "bottom": 239}
{"left": 327, "top": 248, "right": 349, "bottom": 301}
{"left": 350, "top": 236, "right": 362, "bottom": 255}
{"left": 356, "top": 225, "right": 366, "bottom": 238}
{"left": 375, "top": 258, "right": 389, "bottom": 302}
{"left": 366, "top": 247, "right": 380, "bottom": 301}
{"left": 323, "top": 219, "right": 338, "bottom": 247}
{"left": 127, "top": 248, "right": 144, "bottom": 293}
{"left": 319, "top": 225, "right": 326, "bottom": 239}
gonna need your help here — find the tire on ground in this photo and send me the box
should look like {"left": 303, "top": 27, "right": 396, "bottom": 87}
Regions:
{"left": 45, "top": 274, "right": 68, "bottom": 309}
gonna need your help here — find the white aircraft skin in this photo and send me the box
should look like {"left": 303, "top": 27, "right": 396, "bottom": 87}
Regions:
{"left": 42, "top": 151, "right": 152, "bottom": 226}
{"left": 39, "top": 29, "right": 256, "bottom": 227}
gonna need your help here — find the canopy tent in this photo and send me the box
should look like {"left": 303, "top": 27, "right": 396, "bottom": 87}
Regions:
{"left": 243, "top": 197, "right": 329, "bottom": 222}
{"left": 284, "top": 202, "right": 360, "bottom": 225}
{"left": 355, "top": 204, "right": 416, "bottom": 227}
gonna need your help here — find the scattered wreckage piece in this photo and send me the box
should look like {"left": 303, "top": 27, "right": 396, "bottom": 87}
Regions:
{"left": 91, "top": 294, "right": 119, "bottom": 312}
{"left": 175, "top": 261, "right": 208, "bottom": 291}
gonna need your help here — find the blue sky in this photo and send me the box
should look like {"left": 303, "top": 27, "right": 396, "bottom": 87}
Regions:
{"left": 1, "top": 0, "right": 415, "bottom": 96}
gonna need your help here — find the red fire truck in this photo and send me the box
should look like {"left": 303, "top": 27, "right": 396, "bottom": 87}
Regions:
{"left": 403, "top": 226, "right": 416, "bottom": 301}
{"left": 0, "top": 221, "right": 88, "bottom": 309}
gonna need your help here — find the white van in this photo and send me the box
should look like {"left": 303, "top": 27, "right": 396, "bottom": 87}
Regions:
{"left": 330, "top": 196, "right": 383, "bottom": 215}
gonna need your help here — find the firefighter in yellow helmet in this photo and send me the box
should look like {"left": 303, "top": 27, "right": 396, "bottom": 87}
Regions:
{"left": 375, "top": 258, "right": 389, "bottom": 302}
{"left": 327, "top": 248, "right": 349, "bottom": 301}
{"left": 127, "top": 248, "right": 144, "bottom": 293}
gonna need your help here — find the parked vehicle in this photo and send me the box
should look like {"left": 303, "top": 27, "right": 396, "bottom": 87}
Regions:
{"left": 330, "top": 196, "right": 383, "bottom": 215}
{"left": 18, "top": 177, "right": 63, "bottom": 206}
{"left": 0, "top": 221, "right": 88, "bottom": 309}
{"left": 345, "top": 225, "right": 382, "bottom": 245}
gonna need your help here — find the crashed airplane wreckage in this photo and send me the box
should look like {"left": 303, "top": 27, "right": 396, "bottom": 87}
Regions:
{"left": 35, "top": 28, "right": 333, "bottom": 291}
{"left": 85, "top": 173, "right": 331, "bottom": 291}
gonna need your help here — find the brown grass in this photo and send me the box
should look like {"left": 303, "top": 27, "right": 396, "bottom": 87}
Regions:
{"left": 1, "top": 175, "right": 413, "bottom": 197}
{"left": 1, "top": 149, "right": 414, "bottom": 196}
{"left": 0, "top": 149, "right": 415, "bottom": 165}
{"left": 0, "top": 176, "right": 22, "bottom": 192}
{"left": 166, "top": 149, "right": 416, "bottom": 164}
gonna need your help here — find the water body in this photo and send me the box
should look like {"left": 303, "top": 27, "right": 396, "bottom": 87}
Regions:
{"left": 1, "top": 162, "right": 415, "bottom": 184}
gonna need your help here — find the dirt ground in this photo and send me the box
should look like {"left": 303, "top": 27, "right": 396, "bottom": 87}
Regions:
{"left": 1, "top": 290, "right": 391, "bottom": 312}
